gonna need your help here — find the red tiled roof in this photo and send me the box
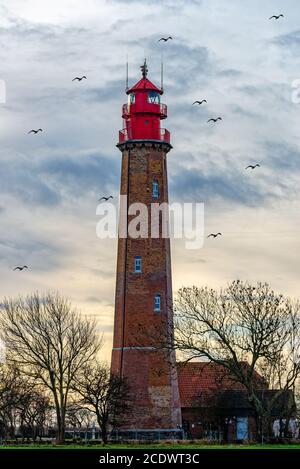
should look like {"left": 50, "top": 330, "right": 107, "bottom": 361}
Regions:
{"left": 127, "top": 77, "right": 163, "bottom": 94}
{"left": 177, "top": 362, "right": 247, "bottom": 408}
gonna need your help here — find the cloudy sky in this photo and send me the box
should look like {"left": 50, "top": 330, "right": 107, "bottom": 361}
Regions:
{"left": 0, "top": 0, "right": 299, "bottom": 359}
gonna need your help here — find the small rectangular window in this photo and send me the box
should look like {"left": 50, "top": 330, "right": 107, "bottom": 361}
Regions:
{"left": 148, "top": 91, "right": 160, "bottom": 104}
{"left": 152, "top": 180, "right": 159, "bottom": 198}
{"left": 154, "top": 294, "right": 161, "bottom": 312}
{"left": 134, "top": 256, "right": 141, "bottom": 273}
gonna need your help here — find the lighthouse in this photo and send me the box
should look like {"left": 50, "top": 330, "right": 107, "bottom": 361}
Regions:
{"left": 111, "top": 60, "right": 182, "bottom": 438}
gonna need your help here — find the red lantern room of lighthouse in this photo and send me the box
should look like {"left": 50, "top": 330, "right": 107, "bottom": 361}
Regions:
{"left": 119, "top": 60, "right": 170, "bottom": 145}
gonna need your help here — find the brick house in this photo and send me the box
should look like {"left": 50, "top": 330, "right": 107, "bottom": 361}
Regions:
{"left": 177, "top": 362, "right": 296, "bottom": 442}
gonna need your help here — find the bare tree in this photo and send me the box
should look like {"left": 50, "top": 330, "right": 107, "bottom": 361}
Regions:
{"left": 72, "top": 363, "right": 131, "bottom": 444}
{"left": 0, "top": 362, "right": 52, "bottom": 442}
{"left": 18, "top": 386, "right": 52, "bottom": 442}
{"left": 0, "top": 363, "right": 22, "bottom": 440}
{"left": 173, "top": 281, "right": 300, "bottom": 440}
{"left": 65, "top": 404, "right": 94, "bottom": 439}
{"left": 0, "top": 292, "right": 101, "bottom": 443}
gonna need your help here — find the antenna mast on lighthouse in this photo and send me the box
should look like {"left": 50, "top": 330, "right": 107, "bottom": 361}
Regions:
{"left": 125, "top": 55, "right": 129, "bottom": 91}
{"left": 161, "top": 57, "right": 164, "bottom": 93}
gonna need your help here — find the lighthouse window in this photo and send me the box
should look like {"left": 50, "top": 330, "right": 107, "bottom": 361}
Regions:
{"left": 154, "top": 294, "right": 161, "bottom": 312}
{"left": 148, "top": 91, "right": 160, "bottom": 104}
{"left": 152, "top": 180, "right": 159, "bottom": 198}
{"left": 134, "top": 256, "right": 142, "bottom": 273}
{"left": 129, "top": 93, "right": 135, "bottom": 104}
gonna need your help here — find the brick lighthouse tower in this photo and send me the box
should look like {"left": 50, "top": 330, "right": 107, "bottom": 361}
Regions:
{"left": 111, "top": 60, "right": 182, "bottom": 438}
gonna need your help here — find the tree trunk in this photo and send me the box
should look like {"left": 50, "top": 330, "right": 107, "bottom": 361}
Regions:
{"left": 52, "top": 387, "right": 66, "bottom": 444}
{"left": 56, "top": 422, "right": 65, "bottom": 444}
{"left": 54, "top": 408, "right": 65, "bottom": 444}
{"left": 96, "top": 412, "right": 108, "bottom": 445}
{"left": 101, "top": 425, "right": 108, "bottom": 445}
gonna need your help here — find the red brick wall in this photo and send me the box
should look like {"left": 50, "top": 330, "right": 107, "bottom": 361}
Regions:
{"left": 111, "top": 142, "right": 182, "bottom": 430}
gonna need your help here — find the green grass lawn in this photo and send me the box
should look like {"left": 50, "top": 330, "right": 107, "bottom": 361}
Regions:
{"left": 1, "top": 443, "right": 300, "bottom": 449}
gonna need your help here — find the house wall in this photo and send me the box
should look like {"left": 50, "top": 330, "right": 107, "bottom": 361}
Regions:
{"left": 181, "top": 408, "right": 258, "bottom": 442}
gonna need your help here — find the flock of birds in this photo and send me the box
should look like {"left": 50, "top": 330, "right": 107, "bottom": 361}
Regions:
{"left": 189, "top": 15, "right": 284, "bottom": 240}
{"left": 13, "top": 13, "right": 285, "bottom": 270}
{"left": 15, "top": 74, "right": 115, "bottom": 273}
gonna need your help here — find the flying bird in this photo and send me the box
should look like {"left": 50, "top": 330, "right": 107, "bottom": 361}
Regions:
{"left": 28, "top": 129, "right": 43, "bottom": 134}
{"left": 13, "top": 266, "right": 28, "bottom": 271}
{"left": 72, "top": 76, "right": 87, "bottom": 81}
{"left": 207, "top": 117, "right": 222, "bottom": 123}
{"left": 246, "top": 164, "right": 260, "bottom": 170}
{"left": 99, "top": 195, "right": 114, "bottom": 202}
{"left": 269, "top": 14, "right": 284, "bottom": 20}
{"left": 158, "top": 36, "right": 173, "bottom": 42}
{"left": 192, "top": 100, "right": 207, "bottom": 105}
{"left": 207, "top": 233, "right": 222, "bottom": 239}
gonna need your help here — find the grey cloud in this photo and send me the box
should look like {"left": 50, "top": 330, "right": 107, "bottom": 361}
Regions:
{"left": 169, "top": 165, "right": 273, "bottom": 207}
{"left": 235, "top": 82, "right": 292, "bottom": 107}
{"left": 219, "top": 69, "right": 242, "bottom": 78}
{"left": 124, "top": 36, "right": 213, "bottom": 92}
{"left": 0, "top": 16, "right": 90, "bottom": 45}
{"left": 0, "top": 152, "right": 119, "bottom": 207}
{"left": 86, "top": 80, "right": 125, "bottom": 102}
{"left": 85, "top": 296, "right": 102, "bottom": 304}
{"left": 236, "top": 85, "right": 260, "bottom": 96}
{"left": 111, "top": 0, "right": 202, "bottom": 6}
{"left": 85, "top": 297, "right": 114, "bottom": 307}
{"left": 272, "top": 30, "right": 300, "bottom": 48}
{"left": 0, "top": 236, "right": 62, "bottom": 270}
{"left": 0, "top": 19, "right": 58, "bottom": 42}
{"left": 263, "top": 141, "right": 300, "bottom": 172}
{"left": 169, "top": 140, "right": 300, "bottom": 207}
{"left": 40, "top": 152, "right": 118, "bottom": 191}
{"left": 90, "top": 268, "right": 115, "bottom": 279}
{"left": 0, "top": 160, "right": 60, "bottom": 206}
{"left": 230, "top": 104, "right": 261, "bottom": 119}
